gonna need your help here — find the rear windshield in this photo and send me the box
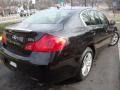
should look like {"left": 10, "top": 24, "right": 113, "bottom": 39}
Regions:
{"left": 22, "top": 9, "right": 73, "bottom": 24}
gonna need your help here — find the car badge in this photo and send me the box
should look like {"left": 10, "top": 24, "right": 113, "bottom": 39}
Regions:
{"left": 12, "top": 35, "right": 17, "bottom": 40}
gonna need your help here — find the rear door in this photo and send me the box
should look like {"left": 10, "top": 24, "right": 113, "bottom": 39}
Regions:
{"left": 80, "top": 10, "right": 96, "bottom": 46}
{"left": 80, "top": 10, "right": 102, "bottom": 48}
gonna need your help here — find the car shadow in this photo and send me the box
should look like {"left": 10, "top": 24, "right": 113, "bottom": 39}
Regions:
{"left": 13, "top": 72, "right": 80, "bottom": 90}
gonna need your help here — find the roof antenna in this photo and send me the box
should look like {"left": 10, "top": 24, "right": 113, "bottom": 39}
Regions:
{"left": 57, "top": 5, "right": 60, "bottom": 9}
{"left": 56, "top": 4, "right": 60, "bottom": 9}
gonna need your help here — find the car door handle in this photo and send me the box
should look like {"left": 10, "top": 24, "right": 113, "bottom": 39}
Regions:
{"left": 105, "top": 30, "right": 109, "bottom": 33}
{"left": 90, "top": 31, "right": 96, "bottom": 35}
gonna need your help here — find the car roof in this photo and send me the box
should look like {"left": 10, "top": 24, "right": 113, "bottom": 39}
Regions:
{"left": 60, "top": 6, "right": 96, "bottom": 10}
{"left": 49, "top": 6, "right": 97, "bottom": 13}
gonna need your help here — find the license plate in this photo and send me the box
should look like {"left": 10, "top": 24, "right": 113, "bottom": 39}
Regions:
{"left": 10, "top": 61, "right": 17, "bottom": 68}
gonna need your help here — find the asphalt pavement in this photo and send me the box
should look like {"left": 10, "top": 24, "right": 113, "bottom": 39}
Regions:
{"left": 0, "top": 45, "right": 119, "bottom": 90}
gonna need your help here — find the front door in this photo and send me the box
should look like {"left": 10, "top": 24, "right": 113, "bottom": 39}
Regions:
{"left": 91, "top": 11, "right": 111, "bottom": 48}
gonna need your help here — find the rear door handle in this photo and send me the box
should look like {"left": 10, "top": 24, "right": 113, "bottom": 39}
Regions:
{"left": 90, "top": 31, "right": 96, "bottom": 35}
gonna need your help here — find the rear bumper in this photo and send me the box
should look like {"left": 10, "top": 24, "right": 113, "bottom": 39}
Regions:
{"left": 1, "top": 56, "right": 53, "bottom": 83}
{"left": 0, "top": 47, "right": 54, "bottom": 65}
{"left": 0, "top": 47, "right": 78, "bottom": 83}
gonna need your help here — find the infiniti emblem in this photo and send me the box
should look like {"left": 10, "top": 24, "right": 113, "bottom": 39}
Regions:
{"left": 12, "top": 35, "right": 17, "bottom": 40}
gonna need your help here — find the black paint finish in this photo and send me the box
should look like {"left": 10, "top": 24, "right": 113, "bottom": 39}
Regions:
{"left": 0, "top": 8, "right": 118, "bottom": 83}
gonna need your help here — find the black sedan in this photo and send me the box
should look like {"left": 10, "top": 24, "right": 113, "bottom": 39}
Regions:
{"left": 0, "top": 8, "right": 119, "bottom": 83}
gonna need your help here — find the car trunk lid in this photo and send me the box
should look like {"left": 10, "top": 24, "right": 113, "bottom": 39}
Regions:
{"left": 2, "top": 29, "right": 43, "bottom": 57}
{"left": 2, "top": 23, "right": 63, "bottom": 57}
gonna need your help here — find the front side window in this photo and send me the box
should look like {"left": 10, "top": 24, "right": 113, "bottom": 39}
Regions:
{"left": 98, "top": 12, "right": 109, "bottom": 25}
{"left": 81, "top": 10, "right": 91, "bottom": 25}
{"left": 89, "top": 10, "right": 96, "bottom": 25}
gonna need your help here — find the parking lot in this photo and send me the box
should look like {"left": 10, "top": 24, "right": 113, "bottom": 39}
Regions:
{"left": 0, "top": 14, "right": 25, "bottom": 23}
{"left": 0, "top": 44, "right": 119, "bottom": 90}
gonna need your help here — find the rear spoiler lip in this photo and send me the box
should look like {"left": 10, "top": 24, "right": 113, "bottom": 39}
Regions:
{"left": 5, "top": 23, "right": 64, "bottom": 33}
{"left": 5, "top": 27, "right": 33, "bottom": 32}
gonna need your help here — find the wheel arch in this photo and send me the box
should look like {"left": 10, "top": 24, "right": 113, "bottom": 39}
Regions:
{"left": 88, "top": 44, "right": 96, "bottom": 59}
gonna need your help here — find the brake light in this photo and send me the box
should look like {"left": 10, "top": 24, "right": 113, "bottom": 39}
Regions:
{"left": 2, "top": 33, "right": 7, "bottom": 44}
{"left": 24, "top": 34, "right": 66, "bottom": 52}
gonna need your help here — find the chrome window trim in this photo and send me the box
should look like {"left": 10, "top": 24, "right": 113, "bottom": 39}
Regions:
{"left": 80, "top": 9, "right": 109, "bottom": 26}
{"left": 80, "top": 9, "right": 88, "bottom": 27}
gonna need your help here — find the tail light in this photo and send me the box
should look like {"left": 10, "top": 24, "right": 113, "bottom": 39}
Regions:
{"left": 24, "top": 34, "right": 66, "bottom": 52}
{"left": 2, "top": 32, "right": 7, "bottom": 44}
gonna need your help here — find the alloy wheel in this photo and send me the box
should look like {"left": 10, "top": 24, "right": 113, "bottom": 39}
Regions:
{"left": 110, "top": 32, "right": 119, "bottom": 46}
{"left": 82, "top": 52, "right": 93, "bottom": 77}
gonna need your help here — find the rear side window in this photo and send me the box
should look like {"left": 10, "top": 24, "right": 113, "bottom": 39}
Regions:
{"left": 89, "top": 10, "right": 96, "bottom": 25}
{"left": 94, "top": 11, "right": 102, "bottom": 25}
{"left": 81, "top": 11, "right": 91, "bottom": 25}
{"left": 81, "top": 10, "right": 101, "bottom": 26}
{"left": 22, "top": 10, "right": 72, "bottom": 24}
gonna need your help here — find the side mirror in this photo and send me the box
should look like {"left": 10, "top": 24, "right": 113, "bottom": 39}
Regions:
{"left": 109, "top": 20, "right": 116, "bottom": 26}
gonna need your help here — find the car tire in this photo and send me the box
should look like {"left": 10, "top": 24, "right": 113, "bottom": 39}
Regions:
{"left": 75, "top": 47, "right": 93, "bottom": 81}
{"left": 109, "top": 32, "right": 119, "bottom": 46}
